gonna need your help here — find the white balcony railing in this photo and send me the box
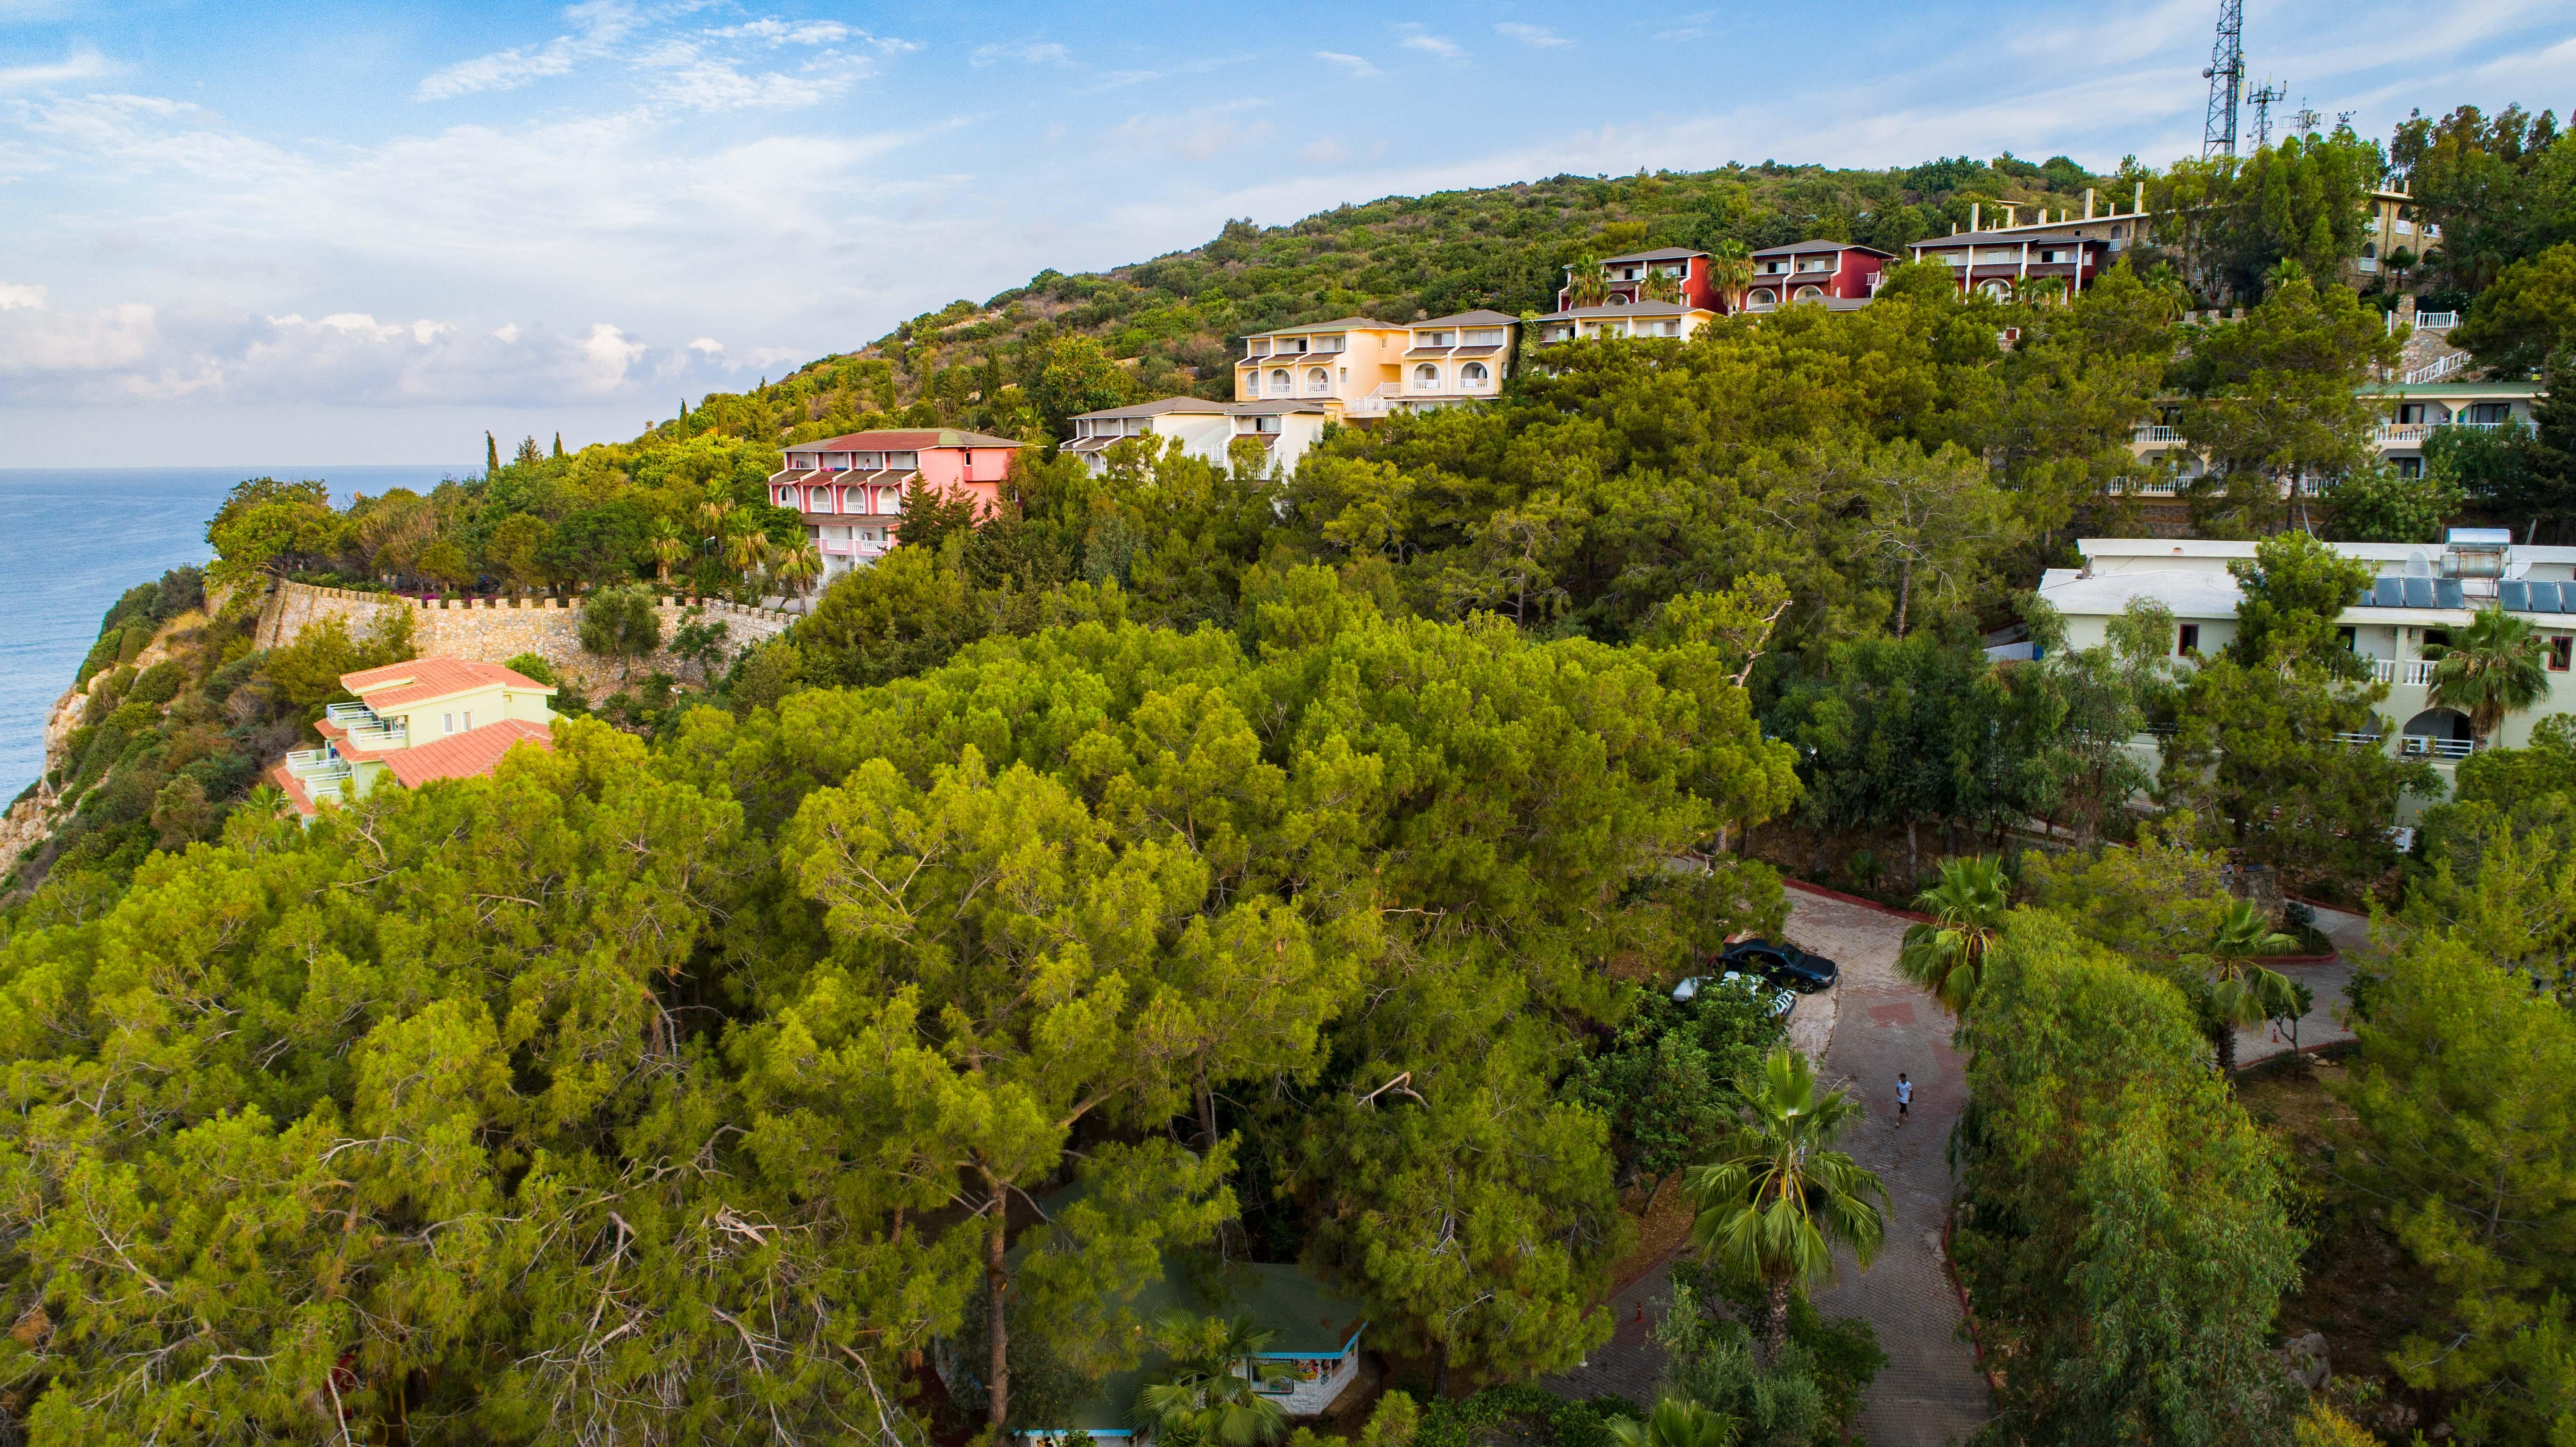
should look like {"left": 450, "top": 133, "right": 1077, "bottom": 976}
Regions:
{"left": 2403, "top": 350, "right": 2470, "bottom": 384}
{"left": 2414, "top": 311, "right": 2459, "bottom": 330}
{"left": 1343, "top": 385, "right": 1400, "bottom": 419}
{"left": 2366, "top": 658, "right": 2441, "bottom": 685}
{"left": 2356, "top": 257, "right": 2380, "bottom": 272}
{"left": 2132, "top": 425, "right": 2183, "bottom": 444}
{"left": 2402, "top": 734, "right": 2473, "bottom": 759}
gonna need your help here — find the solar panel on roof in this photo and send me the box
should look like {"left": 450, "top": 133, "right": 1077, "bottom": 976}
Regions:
{"left": 2372, "top": 577, "right": 2404, "bottom": 608}
{"left": 2501, "top": 580, "right": 2530, "bottom": 611}
{"left": 2403, "top": 577, "right": 2438, "bottom": 608}
{"left": 2534, "top": 582, "right": 2565, "bottom": 613}
{"left": 2437, "top": 579, "right": 2467, "bottom": 609}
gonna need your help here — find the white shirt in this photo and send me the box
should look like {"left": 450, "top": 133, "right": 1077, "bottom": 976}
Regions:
{"left": 1896, "top": 1080, "right": 1913, "bottom": 1105}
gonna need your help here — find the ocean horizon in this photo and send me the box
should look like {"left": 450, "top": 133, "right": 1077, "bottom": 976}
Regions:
{"left": 0, "top": 465, "right": 473, "bottom": 805}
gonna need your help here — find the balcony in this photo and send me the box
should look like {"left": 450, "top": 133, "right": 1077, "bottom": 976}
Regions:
{"left": 2376, "top": 418, "right": 2502, "bottom": 446}
{"left": 1344, "top": 385, "right": 1399, "bottom": 419}
{"left": 2131, "top": 425, "right": 2183, "bottom": 444}
{"left": 2401, "top": 734, "right": 2473, "bottom": 759}
{"left": 2414, "top": 311, "right": 2459, "bottom": 330}
{"left": 2368, "top": 659, "right": 2439, "bottom": 686}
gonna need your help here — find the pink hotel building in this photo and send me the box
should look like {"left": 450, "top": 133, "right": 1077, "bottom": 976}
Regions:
{"left": 768, "top": 428, "right": 1025, "bottom": 580}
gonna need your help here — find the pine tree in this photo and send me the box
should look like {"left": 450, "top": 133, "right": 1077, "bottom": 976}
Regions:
{"left": 485, "top": 430, "right": 499, "bottom": 477}
{"left": 552, "top": 431, "right": 564, "bottom": 458}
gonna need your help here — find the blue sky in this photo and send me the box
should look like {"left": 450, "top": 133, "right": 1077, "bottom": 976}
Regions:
{"left": 3, "top": 0, "right": 2571, "bottom": 467}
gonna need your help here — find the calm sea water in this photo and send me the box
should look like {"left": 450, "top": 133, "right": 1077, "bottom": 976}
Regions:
{"left": 0, "top": 466, "right": 470, "bottom": 802}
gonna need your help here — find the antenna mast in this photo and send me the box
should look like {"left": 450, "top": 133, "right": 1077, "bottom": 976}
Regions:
{"left": 2201, "top": 0, "right": 2245, "bottom": 159}
{"left": 2248, "top": 79, "right": 2285, "bottom": 148}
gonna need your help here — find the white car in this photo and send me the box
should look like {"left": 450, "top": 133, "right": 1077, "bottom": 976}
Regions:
{"left": 1672, "top": 971, "right": 1795, "bottom": 1019}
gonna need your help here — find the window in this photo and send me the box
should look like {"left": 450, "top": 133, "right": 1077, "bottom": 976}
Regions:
{"left": 1269, "top": 369, "right": 1291, "bottom": 397}
{"left": 462, "top": 710, "right": 472, "bottom": 732}
{"left": 2177, "top": 624, "right": 2201, "bottom": 656}
{"left": 2337, "top": 625, "right": 2357, "bottom": 652}
{"left": 1338, "top": 367, "right": 1347, "bottom": 383}
{"left": 443, "top": 712, "right": 456, "bottom": 734}
{"left": 2468, "top": 403, "right": 2512, "bottom": 425}
{"left": 2396, "top": 457, "right": 2424, "bottom": 478}
{"left": 886, "top": 452, "right": 917, "bottom": 471}
{"left": 1460, "top": 361, "right": 1489, "bottom": 387}
{"left": 1307, "top": 367, "right": 1329, "bottom": 395}
{"left": 1792, "top": 285, "right": 1824, "bottom": 301}
{"left": 1749, "top": 288, "right": 1776, "bottom": 306}
{"left": 1662, "top": 320, "right": 1679, "bottom": 336}
{"left": 2552, "top": 636, "right": 2573, "bottom": 673}
{"left": 1413, "top": 362, "right": 1441, "bottom": 390}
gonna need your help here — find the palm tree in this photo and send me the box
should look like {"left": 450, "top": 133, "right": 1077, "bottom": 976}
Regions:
{"left": 1897, "top": 856, "right": 2011, "bottom": 1019}
{"left": 2426, "top": 605, "right": 2551, "bottom": 747}
{"left": 2201, "top": 898, "right": 2300, "bottom": 1075}
{"left": 725, "top": 529, "right": 772, "bottom": 590}
{"left": 696, "top": 491, "right": 736, "bottom": 558}
{"left": 1609, "top": 1397, "right": 1739, "bottom": 1447}
{"left": 772, "top": 539, "right": 823, "bottom": 601}
{"left": 1568, "top": 253, "right": 1610, "bottom": 308}
{"left": 1684, "top": 1048, "right": 1888, "bottom": 1365}
{"left": 648, "top": 518, "right": 689, "bottom": 585}
{"left": 1704, "top": 240, "right": 1753, "bottom": 313}
{"left": 1640, "top": 267, "right": 1683, "bottom": 305}
{"left": 1134, "top": 1314, "right": 1290, "bottom": 1447}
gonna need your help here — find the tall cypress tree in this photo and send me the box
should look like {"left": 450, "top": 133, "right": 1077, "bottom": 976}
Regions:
{"left": 552, "top": 431, "right": 564, "bottom": 459}
{"left": 486, "top": 430, "right": 499, "bottom": 477}
{"left": 2528, "top": 348, "right": 2576, "bottom": 543}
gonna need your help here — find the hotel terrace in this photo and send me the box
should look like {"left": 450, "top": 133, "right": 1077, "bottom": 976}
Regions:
{"left": 271, "top": 657, "right": 556, "bottom": 820}
{"left": 1063, "top": 396, "right": 1337, "bottom": 476}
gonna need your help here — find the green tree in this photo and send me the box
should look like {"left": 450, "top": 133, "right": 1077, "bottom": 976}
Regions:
{"left": 2196, "top": 898, "right": 2299, "bottom": 1075}
{"left": 1958, "top": 912, "right": 2304, "bottom": 1446}
{"left": 1135, "top": 1315, "right": 1291, "bottom": 1447}
{"left": 2454, "top": 242, "right": 2576, "bottom": 372}
{"left": 578, "top": 581, "right": 664, "bottom": 679}
{"left": 2333, "top": 934, "right": 2576, "bottom": 1444}
{"left": 1898, "top": 855, "right": 2011, "bottom": 1018}
{"left": 2177, "top": 273, "right": 2400, "bottom": 529}
{"left": 1683, "top": 1049, "right": 1887, "bottom": 1364}
{"left": 1028, "top": 336, "right": 1136, "bottom": 436}
{"left": 2427, "top": 604, "right": 2553, "bottom": 746}
{"left": 2326, "top": 463, "right": 2466, "bottom": 543}
{"left": 1607, "top": 1397, "right": 1738, "bottom": 1447}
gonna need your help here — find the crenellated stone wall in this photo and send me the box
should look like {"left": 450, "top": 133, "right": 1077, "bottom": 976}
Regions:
{"left": 253, "top": 583, "right": 796, "bottom": 696}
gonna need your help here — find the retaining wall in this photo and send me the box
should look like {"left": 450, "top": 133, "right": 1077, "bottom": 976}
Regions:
{"left": 255, "top": 583, "right": 795, "bottom": 696}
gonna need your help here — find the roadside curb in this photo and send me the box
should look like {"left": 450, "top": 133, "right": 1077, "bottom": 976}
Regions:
{"left": 1782, "top": 877, "right": 1935, "bottom": 925}
{"left": 1941, "top": 1200, "right": 2005, "bottom": 1398}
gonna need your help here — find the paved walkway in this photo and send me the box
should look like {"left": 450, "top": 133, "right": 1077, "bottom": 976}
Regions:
{"left": 1548, "top": 891, "right": 1991, "bottom": 1445}
{"left": 1797, "top": 890, "right": 1991, "bottom": 1447}
{"left": 2232, "top": 903, "right": 2369, "bottom": 1069}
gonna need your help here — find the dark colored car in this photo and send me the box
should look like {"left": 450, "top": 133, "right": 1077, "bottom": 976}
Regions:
{"left": 1719, "top": 938, "right": 1840, "bottom": 993}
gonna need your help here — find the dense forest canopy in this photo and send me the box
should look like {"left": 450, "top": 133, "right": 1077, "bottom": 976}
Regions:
{"left": 2, "top": 106, "right": 2576, "bottom": 1443}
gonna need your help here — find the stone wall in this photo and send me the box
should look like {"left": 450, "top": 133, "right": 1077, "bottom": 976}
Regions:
{"left": 254, "top": 583, "right": 795, "bottom": 696}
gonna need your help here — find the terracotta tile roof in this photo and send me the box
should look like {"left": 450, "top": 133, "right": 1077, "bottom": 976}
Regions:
{"left": 269, "top": 761, "right": 321, "bottom": 817}
{"left": 1415, "top": 309, "right": 1520, "bottom": 327}
{"left": 793, "top": 428, "right": 1025, "bottom": 451}
{"left": 381, "top": 718, "right": 554, "bottom": 789}
{"left": 1595, "top": 246, "right": 1707, "bottom": 264}
{"left": 341, "top": 656, "right": 553, "bottom": 710}
{"left": 1750, "top": 239, "right": 1894, "bottom": 258}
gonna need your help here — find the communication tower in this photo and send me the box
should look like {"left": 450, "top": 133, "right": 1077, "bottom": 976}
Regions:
{"left": 2202, "top": 0, "right": 2246, "bottom": 158}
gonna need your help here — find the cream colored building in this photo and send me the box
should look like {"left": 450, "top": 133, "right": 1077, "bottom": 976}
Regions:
{"left": 272, "top": 656, "right": 557, "bottom": 818}
{"left": 1533, "top": 300, "right": 1719, "bottom": 343}
{"left": 2116, "top": 380, "right": 2542, "bottom": 500}
{"left": 1063, "top": 396, "right": 1337, "bottom": 476}
{"left": 1236, "top": 311, "right": 1517, "bottom": 416}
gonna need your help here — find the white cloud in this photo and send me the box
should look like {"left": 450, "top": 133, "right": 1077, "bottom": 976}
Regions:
{"left": 706, "top": 19, "right": 850, "bottom": 45}
{"left": 970, "top": 41, "right": 1071, "bottom": 68}
{"left": 688, "top": 336, "right": 724, "bottom": 354}
{"left": 1494, "top": 23, "right": 1571, "bottom": 48}
{"left": 0, "top": 42, "right": 110, "bottom": 90}
{"left": 1395, "top": 26, "right": 1468, "bottom": 64}
{"left": 1104, "top": 101, "right": 1275, "bottom": 163}
{"left": 416, "top": 0, "right": 639, "bottom": 100}
{"left": 1314, "top": 50, "right": 1382, "bottom": 79}
{"left": 493, "top": 322, "right": 521, "bottom": 343}
{"left": 0, "top": 282, "right": 44, "bottom": 310}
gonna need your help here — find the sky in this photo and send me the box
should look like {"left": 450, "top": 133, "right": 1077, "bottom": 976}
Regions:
{"left": 2, "top": 0, "right": 2572, "bottom": 467}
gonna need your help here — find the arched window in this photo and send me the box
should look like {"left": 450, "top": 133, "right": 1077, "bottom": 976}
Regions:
{"left": 1307, "top": 367, "right": 1329, "bottom": 395}
{"left": 1792, "top": 285, "right": 1824, "bottom": 302}
{"left": 1461, "top": 361, "right": 1489, "bottom": 387}
{"left": 2362, "top": 243, "right": 2378, "bottom": 260}
{"left": 1979, "top": 280, "right": 2011, "bottom": 300}
{"left": 1748, "top": 288, "right": 1776, "bottom": 308}
{"left": 1269, "top": 369, "right": 1291, "bottom": 397}
{"left": 1413, "top": 362, "right": 1441, "bottom": 390}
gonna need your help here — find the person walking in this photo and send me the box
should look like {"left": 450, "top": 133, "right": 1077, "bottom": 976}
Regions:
{"left": 1895, "top": 1072, "right": 1912, "bottom": 1126}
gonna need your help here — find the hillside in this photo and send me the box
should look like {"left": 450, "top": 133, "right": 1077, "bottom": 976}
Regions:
{"left": 665, "top": 154, "right": 2124, "bottom": 446}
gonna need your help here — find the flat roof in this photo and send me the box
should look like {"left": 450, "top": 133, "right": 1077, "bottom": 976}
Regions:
{"left": 2078, "top": 537, "right": 2576, "bottom": 565}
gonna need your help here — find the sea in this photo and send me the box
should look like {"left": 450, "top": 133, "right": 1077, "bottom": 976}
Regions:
{"left": 0, "top": 465, "right": 471, "bottom": 803}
